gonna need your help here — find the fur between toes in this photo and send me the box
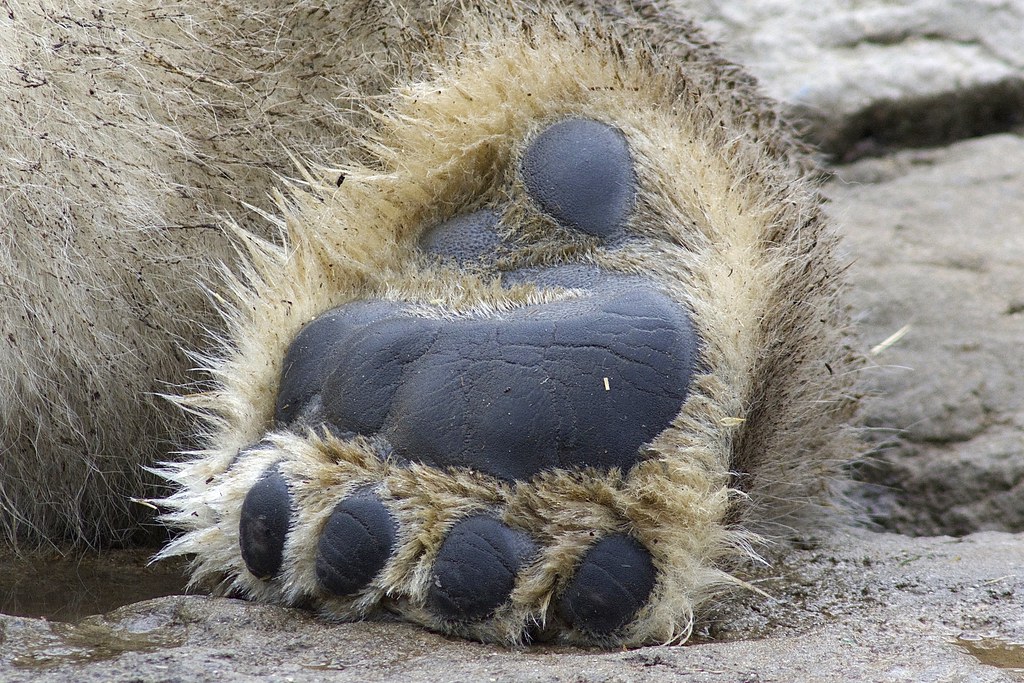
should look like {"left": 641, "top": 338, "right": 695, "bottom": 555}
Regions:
{"left": 158, "top": 0, "right": 859, "bottom": 648}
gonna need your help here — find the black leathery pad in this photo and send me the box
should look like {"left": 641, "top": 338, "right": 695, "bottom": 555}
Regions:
{"left": 556, "top": 534, "right": 656, "bottom": 635}
{"left": 319, "top": 316, "right": 442, "bottom": 436}
{"left": 386, "top": 284, "right": 696, "bottom": 480}
{"left": 419, "top": 209, "right": 503, "bottom": 264}
{"left": 521, "top": 118, "right": 636, "bottom": 238}
{"left": 276, "top": 281, "right": 697, "bottom": 482}
{"left": 274, "top": 300, "right": 433, "bottom": 433}
{"left": 239, "top": 464, "right": 292, "bottom": 580}
{"left": 315, "top": 491, "right": 397, "bottom": 597}
{"left": 426, "top": 515, "right": 537, "bottom": 622}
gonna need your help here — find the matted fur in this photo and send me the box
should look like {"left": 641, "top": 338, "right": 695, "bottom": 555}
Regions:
{"left": 157, "top": 3, "right": 859, "bottom": 647}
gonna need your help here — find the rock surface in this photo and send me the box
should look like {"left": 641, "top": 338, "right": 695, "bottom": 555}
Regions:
{"left": 2, "top": 530, "right": 1021, "bottom": 682}
{"left": 681, "top": 0, "right": 1024, "bottom": 158}
{"left": 832, "top": 134, "right": 1024, "bottom": 536}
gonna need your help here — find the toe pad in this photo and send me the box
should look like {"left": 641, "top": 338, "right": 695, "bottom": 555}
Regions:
{"left": 239, "top": 465, "right": 292, "bottom": 580}
{"left": 427, "top": 516, "right": 536, "bottom": 622}
{"left": 315, "top": 492, "right": 397, "bottom": 597}
{"left": 556, "top": 534, "right": 656, "bottom": 636}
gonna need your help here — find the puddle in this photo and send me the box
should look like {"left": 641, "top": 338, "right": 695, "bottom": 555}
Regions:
{"left": 0, "top": 548, "right": 190, "bottom": 622}
{"left": 955, "top": 635, "right": 1024, "bottom": 680}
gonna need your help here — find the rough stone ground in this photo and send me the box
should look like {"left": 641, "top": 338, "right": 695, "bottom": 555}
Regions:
{"left": 684, "top": 0, "right": 1024, "bottom": 158}
{"left": 833, "top": 135, "right": 1024, "bottom": 536}
{"left": 1, "top": 530, "right": 1021, "bottom": 682}
{"left": 3, "top": 0, "right": 1024, "bottom": 681}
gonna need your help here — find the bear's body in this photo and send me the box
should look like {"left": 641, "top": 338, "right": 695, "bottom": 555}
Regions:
{"left": 1, "top": 0, "right": 365, "bottom": 544}
{"left": 2, "top": 0, "right": 858, "bottom": 645}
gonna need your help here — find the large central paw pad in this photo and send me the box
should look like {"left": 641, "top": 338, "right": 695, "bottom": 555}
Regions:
{"left": 162, "top": 27, "right": 852, "bottom": 648}
{"left": 275, "top": 281, "right": 697, "bottom": 480}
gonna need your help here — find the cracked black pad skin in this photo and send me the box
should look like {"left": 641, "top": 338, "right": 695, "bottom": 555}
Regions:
{"left": 556, "top": 534, "right": 656, "bottom": 635}
{"left": 427, "top": 515, "right": 537, "bottom": 621}
{"left": 522, "top": 119, "right": 635, "bottom": 237}
{"left": 239, "top": 465, "right": 292, "bottom": 580}
{"left": 275, "top": 283, "right": 697, "bottom": 482}
{"left": 315, "top": 491, "right": 397, "bottom": 596}
{"left": 274, "top": 301, "right": 429, "bottom": 434}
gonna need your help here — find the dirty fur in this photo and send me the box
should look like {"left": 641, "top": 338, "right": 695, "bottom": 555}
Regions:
{"left": 0, "top": 0, "right": 368, "bottom": 546}
{"left": 3, "top": 0, "right": 858, "bottom": 646}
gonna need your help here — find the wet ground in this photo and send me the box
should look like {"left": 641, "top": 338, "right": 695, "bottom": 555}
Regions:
{"left": 1, "top": 529, "right": 1021, "bottom": 682}
{"left": 0, "top": 548, "right": 189, "bottom": 622}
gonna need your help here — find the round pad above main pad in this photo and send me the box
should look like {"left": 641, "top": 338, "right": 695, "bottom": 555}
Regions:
{"left": 276, "top": 282, "right": 697, "bottom": 482}
{"left": 426, "top": 515, "right": 536, "bottom": 621}
{"left": 521, "top": 118, "right": 636, "bottom": 237}
{"left": 419, "top": 209, "right": 503, "bottom": 264}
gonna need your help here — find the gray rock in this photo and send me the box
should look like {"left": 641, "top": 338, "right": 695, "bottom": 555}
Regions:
{"left": 2, "top": 530, "right": 1021, "bottom": 682}
{"left": 830, "top": 133, "right": 1024, "bottom": 535}
{"left": 682, "top": 0, "right": 1024, "bottom": 157}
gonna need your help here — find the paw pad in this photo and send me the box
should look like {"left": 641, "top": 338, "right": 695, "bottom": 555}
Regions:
{"left": 419, "top": 209, "right": 503, "bottom": 264}
{"left": 315, "top": 491, "right": 397, "bottom": 597}
{"left": 522, "top": 118, "right": 635, "bottom": 237}
{"left": 427, "top": 516, "right": 537, "bottom": 622}
{"left": 276, "top": 284, "right": 696, "bottom": 481}
{"left": 556, "top": 534, "right": 656, "bottom": 636}
{"left": 162, "top": 24, "right": 853, "bottom": 648}
{"left": 238, "top": 465, "right": 291, "bottom": 580}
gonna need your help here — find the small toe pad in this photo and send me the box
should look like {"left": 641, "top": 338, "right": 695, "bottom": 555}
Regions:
{"left": 427, "top": 516, "right": 536, "bottom": 622}
{"left": 315, "top": 491, "right": 397, "bottom": 597}
{"left": 556, "top": 534, "right": 656, "bottom": 636}
{"left": 239, "top": 465, "right": 292, "bottom": 580}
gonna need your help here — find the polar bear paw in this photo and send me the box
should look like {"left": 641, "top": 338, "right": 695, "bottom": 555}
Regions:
{"left": 159, "top": 19, "right": 854, "bottom": 647}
